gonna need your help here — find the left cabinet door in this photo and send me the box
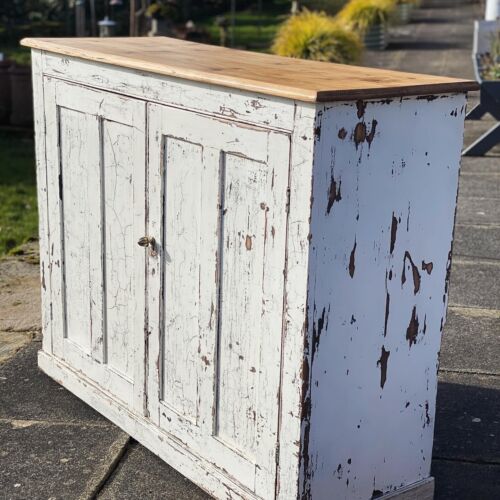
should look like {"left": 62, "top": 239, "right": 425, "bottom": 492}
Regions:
{"left": 43, "top": 78, "right": 146, "bottom": 413}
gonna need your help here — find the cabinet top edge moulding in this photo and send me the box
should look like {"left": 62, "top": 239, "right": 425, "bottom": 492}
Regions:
{"left": 21, "top": 37, "right": 478, "bottom": 102}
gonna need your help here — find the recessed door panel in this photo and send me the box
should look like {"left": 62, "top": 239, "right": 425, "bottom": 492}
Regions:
{"left": 58, "top": 107, "right": 97, "bottom": 354}
{"left": 216, "top": 152, "right": 270, "bottom": 460}
{"left": 161, "top": 136, "right": 205, "bottom": 423}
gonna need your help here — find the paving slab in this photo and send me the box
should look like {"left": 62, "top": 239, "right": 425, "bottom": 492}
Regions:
{"left": 433, "top": 372, "right": 500, "bottom": 463}
{"left": 453, "top": 225, "right": 500, "bottom": 261}
{"left": 441, "top": 308, "right": 500, "bottom": 373}
{"left": 460, "top": 155, "right": 500, "bottom": 174}
{"left": 458, "top": 172, "right": 500, "bottom": 199}
{"left": 0, "top": 419, "right": 128, "bottom": 500}
{"left": 448, "top": 259, "right": 500, "bottom": 310}
{"left": 456, "top": 195, "right": 500, "bottom": 226}
{"left": 0, "top": 342, "right": 109, "bottom": 424}
{"left": 363, "top": 4, "right": 480, "bottom": 78}
{"left": 463, "top": 118, "right": 500, "bottom": 146}
{"left": 97, "top": 440, "right": 210, "bottom": 500}
{"left": 432, "top": 460, "right": 500, "bottom": 500}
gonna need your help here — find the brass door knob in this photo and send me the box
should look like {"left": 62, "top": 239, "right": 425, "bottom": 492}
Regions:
{"left": 137, "top": 236, "right": 156, "bottom": 248}
{"left": 137, "top": 236, "right": 157, "bottom": 257}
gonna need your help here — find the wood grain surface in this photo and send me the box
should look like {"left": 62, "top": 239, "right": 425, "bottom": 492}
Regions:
{"left": 21, "top": 37, "right": 478, "bottom": 102}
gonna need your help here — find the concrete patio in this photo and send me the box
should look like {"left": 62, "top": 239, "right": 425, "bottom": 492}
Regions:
{"left": 0, "top": 2, "right": 498, "bottom": 499}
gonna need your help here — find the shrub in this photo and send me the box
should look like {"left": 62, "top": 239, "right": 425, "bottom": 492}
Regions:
{"left": 303, "top": 0, "right": 350, "bottom": 15}
{"left": 336, "top": 0, "right": 396, "bottom": 33}
{"left": 272, "top": 10, "right": 362, "bottom": 64}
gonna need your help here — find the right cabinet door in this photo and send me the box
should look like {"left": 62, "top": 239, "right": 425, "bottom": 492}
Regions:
{"left": 146, "top": 103, "right": 290, "bottom": 498}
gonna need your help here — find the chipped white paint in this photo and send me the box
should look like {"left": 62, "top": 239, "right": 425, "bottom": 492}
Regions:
{"left": 300, "top": 94, "right": 466, "bottom": 500}
{"left": 42, "top": 77, "right": 146, "bottom": 411}
{"left": 33, "top": 50, "right": 467, "bottom": 500}
{"left": 146, "top": 104, "right": 290, "bottom": 499}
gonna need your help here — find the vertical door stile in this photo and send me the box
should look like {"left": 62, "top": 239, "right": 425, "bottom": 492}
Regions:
{"left": 131, "top": 101, "right": 147, "bottom": 415}
{"left": 198, "top": 145, "right": 224, "bottom": 436}
{"left": 145, "top": 102, "right": 163, "bottom": 422}
{"left": 89, "top": 113, "right": 105, "bottom": 365}
{"left": 43, "top": 77, "right": 64, "bottom": 359}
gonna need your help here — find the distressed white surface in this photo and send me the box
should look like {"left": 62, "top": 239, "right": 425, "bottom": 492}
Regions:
{"left": 33, "top": 51, "right": 468, "bottom": 500}
{"left": 276, "top": 102, "right": 316, "bottom": 500}
{"left": 41, "top": 52, "right": 295, "bottom": 131}
{"left": 31, "top": 51, "right": 52, "bottom": 354}
{"left": 300, "top": 94, "right": 466, "bottom": 500}
{"left": 42, "top": 78, "right": 146, "bottom": 411}
{"left": 146, "top": 104, "right": 290, "bottom": 498}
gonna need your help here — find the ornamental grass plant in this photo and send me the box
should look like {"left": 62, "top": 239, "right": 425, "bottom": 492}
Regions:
{"left": 272, "top": 9, "right": 363, "bottom": 64}
{"left": 336, "top": 0, "right": 396, "bottom": 33}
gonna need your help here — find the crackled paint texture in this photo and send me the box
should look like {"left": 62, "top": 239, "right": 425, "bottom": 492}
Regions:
{"left": 299, "top": 95, "right": 466, "bottom": 499}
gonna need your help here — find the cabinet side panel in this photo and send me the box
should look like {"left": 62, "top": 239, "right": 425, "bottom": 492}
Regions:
{"left": 303, "top": 95, "right": 467, "bottom": 499}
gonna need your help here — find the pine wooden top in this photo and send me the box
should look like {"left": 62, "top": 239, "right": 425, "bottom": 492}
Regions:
{"left": 21, "top": 37, "right": 478, "bottom": 102}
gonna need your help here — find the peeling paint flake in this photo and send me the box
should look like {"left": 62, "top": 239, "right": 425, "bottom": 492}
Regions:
{"left": 406, "top": 306, "right": 419, "bottom": 347}
{"left": 390, "top": 214, "right": 398, "bottom": 254}
{"left": 402, "top": 251, "right": 421, "bottom": 294}
{"left": 349, "top": 240, "right": 356, "bottom": 278}
{"left": 326, "top": 176, "right": 342, "bottom": 215}
{"left": 377, "top": 346, "right": 390, "bottom": 389}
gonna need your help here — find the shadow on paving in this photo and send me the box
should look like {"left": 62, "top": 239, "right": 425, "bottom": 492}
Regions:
{"left": 96, "top": 440, "right": 210, "bottom": 500}
{"left": 0, "top": 342, "right": 130, "bottom": 500}
{"left": 432, "top": 375, "right": 500, "bottom": 500}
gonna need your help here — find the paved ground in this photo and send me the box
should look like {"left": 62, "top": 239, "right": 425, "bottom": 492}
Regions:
{"left": 0, "top": 2, "right": 498, "bottom": 499}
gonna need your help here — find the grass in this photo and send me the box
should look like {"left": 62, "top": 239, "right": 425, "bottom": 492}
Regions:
{"left": 199, "top": 0, "right": 291, "bottom": 51}
{"left": 0, "top": 45, "right": 31, "bottom": 66}
{"left": 0, "top": 129, "right": 38, "bottom": 256}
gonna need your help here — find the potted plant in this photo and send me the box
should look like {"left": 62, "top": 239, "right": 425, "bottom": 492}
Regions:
{"left": 272, "top": 9, "right": 363, "bottom": 64}
{"left": 336, "top": 0, "right": 396, "bottom": 50}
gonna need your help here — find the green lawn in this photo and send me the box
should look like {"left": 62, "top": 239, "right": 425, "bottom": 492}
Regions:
{"left": 0, "top": 129, "right": 38, "bottom": 256}
{"left": 0, "top": 43, "right": 31, "bottom": 66}
{"left": 199, "top": 0, "right": 291, "bottom": 51}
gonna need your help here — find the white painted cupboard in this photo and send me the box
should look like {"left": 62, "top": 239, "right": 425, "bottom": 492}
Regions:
{"left": 24, "top": 37, "right": 476, "bottom": 500}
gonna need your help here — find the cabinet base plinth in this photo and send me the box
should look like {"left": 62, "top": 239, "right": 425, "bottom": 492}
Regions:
{"left": 380, "top": 478, "right": 434, "bottom": 500}
{"left": 37, "top": 350, "right": 256, "bottom": 500}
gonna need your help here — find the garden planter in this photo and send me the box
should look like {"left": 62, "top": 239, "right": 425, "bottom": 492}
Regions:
{"left": 0, "top": 60, "right": 11, "bottom": 124}
{"left": 8, "top": 64, "right": 33, "bottom": 127}
{"left": 364, "top": 22, "right": 388, "bottom": 50}
{"left": 24, "top": 36, "right": 476, "bottom": 500}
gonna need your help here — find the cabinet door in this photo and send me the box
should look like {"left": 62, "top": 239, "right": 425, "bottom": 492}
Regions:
{"left": 146, "top": 104, "right": 290, "bottom": 498}
{"left": 43, "top": 78, "right": 146, "bottom": 413}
